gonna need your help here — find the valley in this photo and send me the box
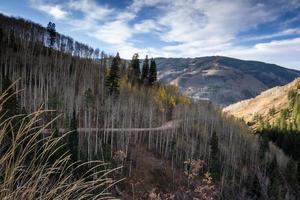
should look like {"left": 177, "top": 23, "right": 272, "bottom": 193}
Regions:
{"left": 1, "top": 7, "right": 300, "bottom": 200}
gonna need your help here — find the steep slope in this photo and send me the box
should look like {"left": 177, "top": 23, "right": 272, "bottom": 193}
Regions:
{"left": 156, "top": 56, "right": 300, "bottom": 106}
{"left": 2, "top": 12, "right": 299, "bottom": 200}
{"left": 223, "top": 77, "right": 300, "bottom": 128}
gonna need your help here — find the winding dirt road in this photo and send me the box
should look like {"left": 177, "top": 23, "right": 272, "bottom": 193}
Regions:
{"left": 43, "top": 120, "right": 180, "bottom": 134}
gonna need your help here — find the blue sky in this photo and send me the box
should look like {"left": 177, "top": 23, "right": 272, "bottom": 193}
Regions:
{"left": 1, "top": 0, "right": 300, "bottom": 69}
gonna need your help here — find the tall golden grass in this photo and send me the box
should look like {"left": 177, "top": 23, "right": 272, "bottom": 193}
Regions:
{"left": 0, "top": 86, "right": 120, "bottom": 200}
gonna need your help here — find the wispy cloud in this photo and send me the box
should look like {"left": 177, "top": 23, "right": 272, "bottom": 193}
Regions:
{"left": 68, "top": 0, "right": 114, "bottom": 21}
{"left": 222, "top": 37, "right": 300, "bottom": 67}
{"left": 133, "top": 19, "right": 162, "bottom": 34}
{"left": 241, "top": 28, "right": 300, "bottom": 42}
{"left": 91, "top": 21, "right": 132, "bottom": 44}
{"left": 28, "top": 0, "right": 300, "bottom": 68}
{"left": 30, "top": 0, "right": 68, "bottom": 20}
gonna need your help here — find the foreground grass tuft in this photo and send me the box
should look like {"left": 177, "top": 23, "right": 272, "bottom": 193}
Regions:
{"left": 0, "top": 94, "right": 118, "bottom": 199}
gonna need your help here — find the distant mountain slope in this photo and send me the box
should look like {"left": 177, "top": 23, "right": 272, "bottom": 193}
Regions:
{"left": 155, "top": 56, "right": 300, "bottom": 106}
{"left": 223, "top": 77, "right": 300, "bottom": 128}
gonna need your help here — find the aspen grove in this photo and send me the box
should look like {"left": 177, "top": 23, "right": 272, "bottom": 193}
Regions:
{"left": 0, "top": 13, "right": 297, "bottom": 199}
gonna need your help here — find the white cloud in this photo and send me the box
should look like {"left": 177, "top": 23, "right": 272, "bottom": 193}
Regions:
{"left": 156, "top": 0, "right": 272, "bottom": 47}
{"left": 68, "top": 0, "right": 114, "bottom": 20}
{"left": 90, "top": 20, "right": 132, "bottom": 44}
{"left": 222, "top": 38, "right": 300, "bottom": 68}
{"left": 129, "top": 0, "right": 166, "bottom": 12}
{"left": 133, "top": 19, "right": 162, "bottom": 33}
{"left": 0, "top": 9, "right": 10, "bottom": 16}
{"left": 111, "top": 42, "right": 163, "bottom": 59}
{"left": 40, "top": 5, "right": 67, "bottom": 19}
{"left": 30, "top": 0, "right": 68, "bottom": 20}
{"left": 28, "top": 0, "right": 300, "bottom": 68}
{"left": 241, "top": 28, "right": 300, "bottom": 41}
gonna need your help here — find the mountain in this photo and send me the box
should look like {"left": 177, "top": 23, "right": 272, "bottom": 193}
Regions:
{"left": 2, "top": 13, "right": 300, "bottom": 200}
{"left": 156, "top": 56, "right": 300, "bottom": 106}
{"left": 223, "top": 77, "right": 300, "bottom": 129}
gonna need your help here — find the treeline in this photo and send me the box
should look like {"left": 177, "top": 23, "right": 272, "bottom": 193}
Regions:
{"left": 0, "top": 13, "right": 102, "bottom": 58}
{"left": 0, "top": 13, "right": 297, "bottom": 199}
{"left": 105, "top": 53, "right": 157, "bottom": 96}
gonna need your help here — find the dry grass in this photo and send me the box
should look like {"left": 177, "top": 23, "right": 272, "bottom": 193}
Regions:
{"left": 0, "top": 87, "right": 120, "bottom": 200}
{"left": 223, "top": 77, "right": 300, "bottom": 124}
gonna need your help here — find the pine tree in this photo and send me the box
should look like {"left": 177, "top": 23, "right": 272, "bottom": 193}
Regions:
{"left": 246, "top": 174, "right": 262, "bottom": 199}
{"left": 259, "top": 135, "right": 269, "bottom": 161}
{"left": 105, "top": 53, "right": 120, "bottom": 95}
{"left": 269, "top": 175, "right": 282, "bottom": 200}
{"left": 47, "top": 22, "right": 56, "bottom": 47}
{"left": 210, "top": 131, "right": 220, "bottom": 180}
{"left": 286, "top": 159, "right": 297, "bottom": 184}
{"left": 141, "top": 55, "right": 149, "bottom": 84}
{"left": 148, "top": 58, "right": 157, "bottom": 86}
{"left": 0, "top": 27, "right": 3, "bottom": 55}
{"left": 0, "top": 76, "right": 21, "bottom": 156}
{"left": 0, "top": 76, "right": 20, "bottom": 120}
{"left": 84, "top": 88, "right": 95, "bottom": 108}
{"left": 268, "top": 157, "right": 283, "bottom": 200}
{"left": 268, "top": 157, "right": 278, "bottom": 175}
{"left": 49, "top": 127, "right": 70, "bottom": 166}
{"left": 69, "top": 109, "right": 79, "bottom": 162}
{"left": 130, "top": 53, "right": 140, "bottom": 85}
{"left": 298, "top": 160, "right": 300, "bottom": 185}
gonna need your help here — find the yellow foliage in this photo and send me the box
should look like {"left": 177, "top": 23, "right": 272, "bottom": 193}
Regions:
{"left": 178, "top": 95, "right": 191, "bottom": 105}
{"left": 169, "top": 96, "right": 176, "bottom": 107}
{"left": 152, "top": 85, "right": 191, "bottom": 113}
{"left": 104, "top": 68, "right": 111, "bottom": 77}
{"left": 117, "top": 75, "right": 191, "bottom": 114}
{"left": 120, "top": 75, "right": 129, "bottom": 89}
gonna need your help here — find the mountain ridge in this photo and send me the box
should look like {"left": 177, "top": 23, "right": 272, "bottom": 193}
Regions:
{"left": 155, "top": 56, "right": 300, "bottom": 106}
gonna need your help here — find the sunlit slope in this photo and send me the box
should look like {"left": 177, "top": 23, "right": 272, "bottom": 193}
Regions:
{"left": 156, "top": 56, "right": 300, "bottom": 106}
{"left": 223, "top": 77, "right": 300, "bottom": 128}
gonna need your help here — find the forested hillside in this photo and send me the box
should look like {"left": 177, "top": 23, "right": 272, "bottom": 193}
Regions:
{"left": 224, "top": 78, "right": 300, "bottom": 198}
{"left": 0, "top": 13, "right": 299, "bottom": 199}
{"left": 223, "top": 78, "right": 300, "bottom": 128}
{"left": 223, "top": 78, "right": 300, "bottom": 153}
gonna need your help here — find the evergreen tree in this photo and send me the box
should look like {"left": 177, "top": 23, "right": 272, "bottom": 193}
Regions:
{"left": 286, "top": 159, "right": 297, "bottom": 184}
{"left": 148, "top": 58, "right": 157, "bottom": 86}
{"left": 269, "top": 175, "right": 282, "bottom": 200}
{"left": 130, "top": 53, "right": 140, "bottom": 85}
{"left": 268, "top": 157, "right": 278, "bottom": 175}
{"left": 84, "top": 88, "right": 95, "bottom": 108}
{"left": 210, "top": 130, "right": 220, "bottom": 180}
{"left": 0, "top": 27, "right": 3, "bottom": 55}
{"left": 49, "top": 128, "right": 70, "bottom": 166}
{"left": 0, "top": 76, "right": 20, "bottom": 120}
{"left": 47, "top": 22, "right": 56, "bottom": 47}
{"left": 268, "top": 157, "right": 283, "bottom": 200}
{"left": 247, "top": 174, "right": 262, "bottom": 199}
{"left": 0, "top": 76, "right": 21, "bottom": 156}
{"left": 105, "top": 53, "right": 120, "bottom": 95}
{"left": 141, "top": 55, "right": 149, "bottom": 84}
{"left": 259, "top": 135, "right": 269, "bottom": 161}
{"left": 297, "top": 160, "right": 300, "bottom": 185}
{"left": 21, "top": 106, "right": 27, "bottom": 116}
{"left": 69, "top": 109, "right": 79, "bottom": 162}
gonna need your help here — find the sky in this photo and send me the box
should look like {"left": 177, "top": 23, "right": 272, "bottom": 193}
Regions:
{"left": 1, "top": 0, "right": 300, "bottom": 69}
